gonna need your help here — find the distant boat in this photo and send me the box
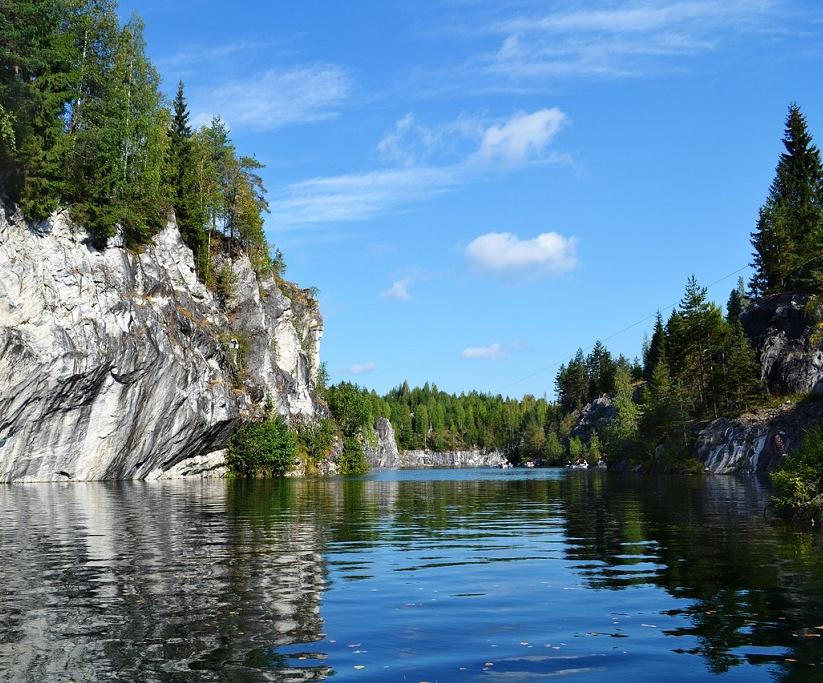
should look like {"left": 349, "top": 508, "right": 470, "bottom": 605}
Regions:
{"left": 571, "top": 463, "right": 588, "bottom": 469}
{"left": 524, "top": 461, "right": 535, "bottom": 468}
{"left": 498, "top": 461, "right": 513, "bottom": 469}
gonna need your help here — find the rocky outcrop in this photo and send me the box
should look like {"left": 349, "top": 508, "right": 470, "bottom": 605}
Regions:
{"left": 742, "top": 293, "right": 823, "bottom": 395}
{"left": 570, "top": 395, "right": 616, "bottom": 440}
{"left": 694, "top": 400, "right": 823, "bottom": 474}
{"left": 364, "top": 417, "right": 401, "bottom": 468}
{"left": 0, "top": 207, "right": 322, "bottom": 482}
{"left": 397, "top": 449, "right": 506, "bottom": 468}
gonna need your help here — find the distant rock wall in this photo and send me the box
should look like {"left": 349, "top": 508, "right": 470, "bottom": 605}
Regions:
{"left": 396, "top": 449, "right": 506, "bottom": 468}
{"left": 0, "top": 207, "right": 322, "bottom": 482}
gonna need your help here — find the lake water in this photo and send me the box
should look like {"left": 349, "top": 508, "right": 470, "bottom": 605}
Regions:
{"left": 1, "top": 469, "right": 822, "bottom": 682}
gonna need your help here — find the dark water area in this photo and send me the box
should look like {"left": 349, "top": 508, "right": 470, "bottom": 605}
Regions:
{"left": 1, "top": 469, "right": 822, "bottom": 682}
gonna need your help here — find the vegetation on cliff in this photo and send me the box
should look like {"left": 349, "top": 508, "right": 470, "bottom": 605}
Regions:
{"left": 0, "top": 0, "right": 277, "bottom": 284}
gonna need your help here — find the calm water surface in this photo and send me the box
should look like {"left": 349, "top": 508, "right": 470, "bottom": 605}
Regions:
{"left": 1, "top": 469, "right": 822, "bottom": 681}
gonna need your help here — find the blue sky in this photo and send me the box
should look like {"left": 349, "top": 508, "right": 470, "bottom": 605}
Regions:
{"left": 120, "top": 0, "right": 823, "bottom": 398}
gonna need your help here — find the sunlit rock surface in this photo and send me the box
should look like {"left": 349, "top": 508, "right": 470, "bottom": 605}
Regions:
{"left": 398, "top": 449, "right": 506, "bottom": 468}
{"left": 0, "top": 207, "right": 322, "bottom": 482}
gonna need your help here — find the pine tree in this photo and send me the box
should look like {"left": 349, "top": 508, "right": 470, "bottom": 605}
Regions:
{"left": 726, "top": 277, "right": 749, "bottom": 324}
{"left": 586, "top": 341, "right": 615, "bottom": 400}
{"left": 168, "top": 81, "right": 207, "bottom": 270}
{"left": 751, "top": 104, "right": 823, "bottom": 295}
{"left": 721, "top": 322, "right": 763, "bottom": 414}
{"left": 643, "top": 311, "right": 667, "bottom": 380}
{"left": 0, "top": 0, "right": 72, "bottom": 217}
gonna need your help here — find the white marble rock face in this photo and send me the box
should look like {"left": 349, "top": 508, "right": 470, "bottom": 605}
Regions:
{"left": 0, "top": 208, "right": 322, "bottom": 482}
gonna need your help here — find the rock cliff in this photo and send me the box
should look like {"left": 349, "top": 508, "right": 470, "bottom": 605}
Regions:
{"left": 742, "top": 293, "right": 823, "bottom": 395}
{"left": 694, "top": 294, "right": 823, "bottom": 473}
{"left": 694, "top": 400, "right": 823, "bottom": 474}
{"left": 0, "top": 207, "right": 322, "bottom": 482}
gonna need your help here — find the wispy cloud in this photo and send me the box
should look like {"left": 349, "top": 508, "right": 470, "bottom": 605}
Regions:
{"left": 270, "top": 108, "right": 568, "bottom": 228}
{"left": 461, "top": 342, "right": 506, "bottom": 360}
{"left": 465, "top": 231, "right": 579, "bottom": 277}
{"left": 427, "top": 0, "right": 781, "bottom": 91}
{"left": 270, "top": 165, "right": 460, "bottom": 227}
{"left": 343, "top": 362, "right": 377, "bottom": 375}
{"left": 190, "top": 64, "right": 350, "bottom": 131}
{"left": 380, "top": 277, "right": 413, "bottom": 301}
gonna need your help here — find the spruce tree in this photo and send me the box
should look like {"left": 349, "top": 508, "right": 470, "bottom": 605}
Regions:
{"left": 643, "top": 311, "right": 667, "bottom": 380}
{"left": 168, "top": 80, "right": 207, "bottom": 270}
{"left": 726, "top": 277, "right": 749, "bottom": 323}
{"left": 751, "top": 104, "right": 823, "bottom": 295}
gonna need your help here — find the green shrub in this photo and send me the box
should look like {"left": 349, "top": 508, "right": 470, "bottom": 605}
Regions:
{"left": 226, "top": 416, "right": 296, "bottom": 477}
{"left": 770, "top": 426, "right": 823, "bottom": 524}
{"left": 339, "top": 435, "right": 369, "bottom": 475}
{"left": 297, "top": 419, "right": 337, "bottom": 463}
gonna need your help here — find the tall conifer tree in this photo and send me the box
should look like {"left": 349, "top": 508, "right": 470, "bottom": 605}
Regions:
{"left": 751, "top": 104, "right": 823, "bottom": 295}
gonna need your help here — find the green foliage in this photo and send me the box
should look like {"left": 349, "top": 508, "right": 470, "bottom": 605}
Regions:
{"left": 726, "top": 277, "right": 749, "bottom": 324}
{"left": 226, "top": 416, "right": 296, "bottom": 477}
{"left": 216, "top": 262, "right": 237, "bottom": 300}
{"left": 339, "top": 435, "right": 369, "bottom": 475}
{"left": 588, "top": 431, "right": 602, "bottom": 464}
{"left": 326, "top": 381, "right": 373, "bottom": 437}
{"left": 545, "top": 431, "right": 565, "bottom": 464}
{"left": 568, "top": 436, "right": 583, "bottom": 461}
{"left": 296, "top": 418, "right": 336, "bottom": 471}
{"left": 750, "top": 104, "right": 823, "bottom": 295}
{"left": 770, "top": 426, "right": 823, "bottom": 524}
{"left": 168, "top": 80, "right": 207, "bottom": 272}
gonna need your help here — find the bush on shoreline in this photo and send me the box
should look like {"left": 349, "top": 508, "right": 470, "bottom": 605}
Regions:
{"left": 770, "top": 426, "right": 823, "bottom": 525}
{"left": 226, "top": 416, "right": 296, "bottom": 477}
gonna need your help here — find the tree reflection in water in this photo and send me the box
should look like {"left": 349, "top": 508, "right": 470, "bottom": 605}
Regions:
{"left": 0, "top": 472, "right": 821, "bottom": 681}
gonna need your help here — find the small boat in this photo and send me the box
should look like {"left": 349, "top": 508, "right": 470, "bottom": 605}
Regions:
{"left": 571, "top": 463, "right": 588, "bottom": 470}
{"left": 524, "top": 461, "right": 535, "bottom": 468}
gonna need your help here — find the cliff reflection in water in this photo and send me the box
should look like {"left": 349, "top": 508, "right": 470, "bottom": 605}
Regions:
{"left": 0, "top": 481, "right": 330, "bottom": 681}
{"left": 1, "top": 472, "right": 822, "bottom": 681}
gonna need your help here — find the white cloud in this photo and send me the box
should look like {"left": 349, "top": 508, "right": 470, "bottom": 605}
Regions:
{"left": 472, "top": 108, "right": 567, "bottom": 165}
{"left": 343, "top": 362, "right": 377, "bottom": 375}
{"left": 380, "top": 277, "right": 412, "bottom": 301}
{"left": 465, "top": 231, "right": 579, "bottom": 276}
{"left": 426, "top": 0, "right": 781, "bottom": 91}
{"left": 461, "top": 342, "right": 506, "bottom": 360}
{"left": 191, "top": 64, "right": 349, "bottom": 131}
{"left": 271, "top": 108, "right": 568, "bottom": 228}
{"left": 269, "top": 166, "right": 460, "bottom": 227}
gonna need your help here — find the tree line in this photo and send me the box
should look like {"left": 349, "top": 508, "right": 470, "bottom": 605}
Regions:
{"left": 323, "top": 104, "right": 821, "bottom": 471}
{"left": 0, "top": 0, "right": 278, "bottom": 283}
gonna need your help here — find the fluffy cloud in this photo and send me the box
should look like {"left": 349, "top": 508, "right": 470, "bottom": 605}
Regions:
{"left": 472, "top": 108, "right": 567, "bottom": 165}
{"left": 461, "top": 342, "right": 506, "bottom": 359}
{"left": 465, "top": 231, "right": 578, "bottom": 276}
{"left": 343, "top": 362, "right": 377, "bottom": 375}
{"left": 380, "top": 277, "right": 412, "bottom": 301}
